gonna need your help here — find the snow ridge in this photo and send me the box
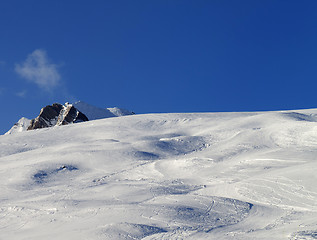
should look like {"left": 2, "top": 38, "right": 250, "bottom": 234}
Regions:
{"left": 73, "top": 101, "right": 134, "bottom": 120}
{"left": 4, "top": 117, "right": 31, "bottom": 135}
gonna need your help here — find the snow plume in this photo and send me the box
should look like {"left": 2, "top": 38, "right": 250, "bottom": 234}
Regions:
{"left": 15, "top": 49, "right": 61, "bottom": 91}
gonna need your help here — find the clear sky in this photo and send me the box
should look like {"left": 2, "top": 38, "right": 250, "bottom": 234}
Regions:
{"left": 1, "top": 0, "right": 317, "bottom": 134}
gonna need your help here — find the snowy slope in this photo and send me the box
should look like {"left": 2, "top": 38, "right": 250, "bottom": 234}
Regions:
{"left": 1, "top": 109, "right": 317, "bottom": 239}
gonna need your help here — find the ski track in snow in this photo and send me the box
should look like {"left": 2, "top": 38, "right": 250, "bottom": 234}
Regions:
{"left": 1, "top": 110, "right": 317, "bottom": 239}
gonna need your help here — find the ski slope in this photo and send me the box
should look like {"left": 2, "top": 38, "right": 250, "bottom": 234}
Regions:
{"left": 1, "top": 109, "right": 317, "bottom": 239}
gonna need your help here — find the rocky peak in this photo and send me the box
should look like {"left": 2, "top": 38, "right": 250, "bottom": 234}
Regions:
{"left": 27, "top": 103, "right": 88, "bottom": 130}
{"left": 5, "top": 101, "right": 135, "bottom": 134}
{"left": 56, "top": 103, "right": 89, "bottom": 125}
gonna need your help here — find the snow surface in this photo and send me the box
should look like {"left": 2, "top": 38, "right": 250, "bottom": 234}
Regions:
{"left": 1, "top": 109, "right": 317, "bottom": 239}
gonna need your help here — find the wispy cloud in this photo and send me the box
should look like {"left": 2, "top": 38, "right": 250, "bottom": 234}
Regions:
{"left": 16, "top": 90, "right": 27, "bottom": 98}
{"left": 15, "top": 49, "right": 61, "bottom": 91}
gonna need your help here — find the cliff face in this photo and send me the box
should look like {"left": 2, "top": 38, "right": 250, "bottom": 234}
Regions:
{"left": 56, "top": 104, "right": 89, "bottom": 126}
{"left": 27, "top": 103, "right": 88, "bottom": 130}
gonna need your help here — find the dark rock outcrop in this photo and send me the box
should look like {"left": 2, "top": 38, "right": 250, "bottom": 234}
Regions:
{"left": 28, "top": 103, "right": 89, "bottom": 130}
{"left": 57, "top": 104, "right": 89, "bottom": 125}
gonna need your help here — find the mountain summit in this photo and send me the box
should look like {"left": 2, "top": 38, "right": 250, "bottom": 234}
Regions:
{"left": 5, "top": 101, "right": 134, "bottom": 135}
{"left": 27, "top": 103, "right": 89, "bottom": 131}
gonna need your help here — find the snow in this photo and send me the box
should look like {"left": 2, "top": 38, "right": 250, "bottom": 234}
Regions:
{"left": 107, "top": 107, "right": 134, "bottom": 117}
{"left": 5, "top": 117, "right": 31, "bottom": 135}
{"left": 1, "top": 109, "right": 317, "bottom": 239}
{"left": 73, "top": 101, "right": 134, "bottom": 120}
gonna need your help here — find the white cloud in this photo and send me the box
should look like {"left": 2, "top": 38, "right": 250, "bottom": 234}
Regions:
{"left": 15, "top": 49, "right": 61, "bottom": 91}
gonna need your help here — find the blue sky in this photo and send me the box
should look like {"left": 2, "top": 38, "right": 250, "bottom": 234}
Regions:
{"left": 1, "top": 0, "right": 317, "bottom": 134}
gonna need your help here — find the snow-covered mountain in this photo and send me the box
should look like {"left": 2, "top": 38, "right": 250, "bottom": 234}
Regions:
{"left": 5, "top": 101, "right": 134, "bottom": 135}
{"left": 5, "top": 117, "right": 31, "bottom": 135}
{"left": 1, "top": 108, "right": 317, "bottom": 239}
{"left": 73, "top": 101, "right": 134, "bottom": 120}
{"left": 27, "top": 102, "right": 89, "bottom": 131}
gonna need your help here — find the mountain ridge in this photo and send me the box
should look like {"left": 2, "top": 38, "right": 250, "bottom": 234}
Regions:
{"left": 5, "top": 101, "right": 134, "bottom": 135}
